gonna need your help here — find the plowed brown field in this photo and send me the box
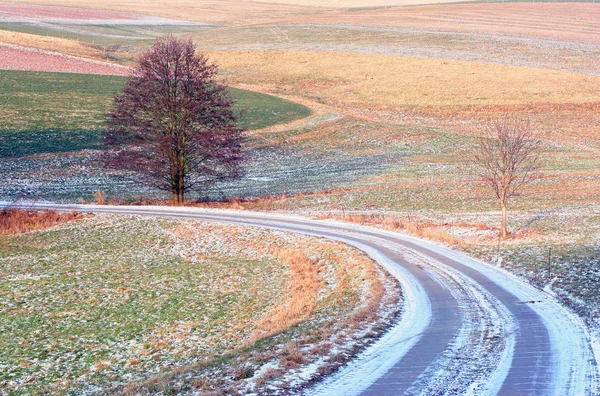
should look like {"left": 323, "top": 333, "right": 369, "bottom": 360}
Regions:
{"left": 290, "top": 3, "right": 600, "bottom": 45}
{"left": 1, "top": 0, "right": 473, "bottom": 25}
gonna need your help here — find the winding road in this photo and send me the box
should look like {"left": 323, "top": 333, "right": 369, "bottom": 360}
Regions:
{"left": 11, "top": 204, "right": 600, "bottom": 395}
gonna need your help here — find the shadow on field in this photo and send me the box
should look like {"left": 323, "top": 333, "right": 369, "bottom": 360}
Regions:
{"left": 0, "top": 129, "right": 102, "bottom": 158}
{"left": 0, "top": 145, "right": 402, "bottom": 203}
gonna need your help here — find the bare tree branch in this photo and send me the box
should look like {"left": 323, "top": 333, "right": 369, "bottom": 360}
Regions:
{"left": 470, "top": 116, "right": 542, "bottom": 239}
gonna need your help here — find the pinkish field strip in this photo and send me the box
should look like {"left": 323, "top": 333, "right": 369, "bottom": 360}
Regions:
{"left": 0, "top": 2, "right": 139, "bottom": 21}
{"left": 0, "top": 43, "right": 130, "bottom": 75}
{"left": 0, "top": 2, "right": 205, "bottom": 25}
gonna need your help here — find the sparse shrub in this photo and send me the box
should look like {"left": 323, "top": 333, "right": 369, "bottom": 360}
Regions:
{"left": 0, "top": 208, "right": 86, "bottom": 235}
{"left": 255, "top": 367, "right": 280, "bottom": 387}
{"left": 469, "top": 117, "right": 542, "bottom": 239}
{"left": 309, "top": 342, "right": 332, "bottom": 356}
{"left": 279, "top": 342, "right": 305, "bottom": 369}
{"left": 233, "top": 364, "right": 255, "bottom": 380}
{"left": 124, "top": 359, "right": 140, "bottom": 368}
{"left": 93, "top": 361, "right": 111, "bottom": 371}
{"left": 93, "top": 190, "right": 107, "bottom": 205}
{"left": 251, "top": 351, "right": 277, "bottom": 365}
{"left": 190, "top": 377, "right": 210, "bottom": 389}
{"left": 327, "top": 352, "right": 347, "bottom": 364}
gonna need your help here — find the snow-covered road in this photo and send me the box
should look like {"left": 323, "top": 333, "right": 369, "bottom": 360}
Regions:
{"left": 6, "top": 204, "right": 599, "bottom": 395}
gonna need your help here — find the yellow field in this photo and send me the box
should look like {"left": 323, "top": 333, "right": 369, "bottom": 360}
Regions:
{"left": 209, "top": 50, "right": 600, "bottom": 108}
{"left": 0, "top": 30, "right": 109, "bottom": 60}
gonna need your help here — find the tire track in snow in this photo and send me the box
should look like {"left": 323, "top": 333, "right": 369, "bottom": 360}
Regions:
{"left": 392, "top": 236, "right": 599, "bottom": 395}
{"left": 397, "top": 248, "right": 516, "bottom": 395}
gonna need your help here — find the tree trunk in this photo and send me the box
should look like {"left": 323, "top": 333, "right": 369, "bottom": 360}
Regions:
{"left": 170, "top": 165, "right": 186, "bottom": 204}
{"left": 171, "top": 189, "right": 185, "bottom": 204}
{"left": 501, "top": 204, "right": 507, "bottom": 239}
{"left": 177, "top": 172, "right": 185, "bottom": 204}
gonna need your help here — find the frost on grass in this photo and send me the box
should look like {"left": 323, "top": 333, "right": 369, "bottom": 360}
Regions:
{"left": 0, "top": 215, "right": 401, "bottom": 394}
{"left": 465, "top": 242, "right": 600, "bottom": 336}
{"left": 313, "top": 205, "right": 600, "bottom": 360}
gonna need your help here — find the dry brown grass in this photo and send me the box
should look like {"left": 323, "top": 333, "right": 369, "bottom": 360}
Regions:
{"left": 279, "top": 341, "right": 305, "bottom": 369}
{"left": 254, "top": 367, "right": 280, "bottom": 387}
{"left": 93, "top": 361, "right": 111, "bottom": 371}
{"left": 208, "top": 50, "right": 600, "bottom": 109}
{"left": 325, "top": 213, "right": 463, "bottom": 245}
{"left": 345, "top": 254, "right": 386, "bottom": 327}
{"left": 0, "top": 30, "right": 124, "bottom": 62}
{"left": 0, "top": 208, "right": 87, "bottom": 235}
{"left": 93, "top": 190, "right": 107, "bottom": 205}
{"left": 249, "top": 248, "right": 324, "bottom": 341}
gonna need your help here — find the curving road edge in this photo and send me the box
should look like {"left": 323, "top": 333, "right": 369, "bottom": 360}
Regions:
{"left": 5, "top": 203, "right": 599, "bottom": 395}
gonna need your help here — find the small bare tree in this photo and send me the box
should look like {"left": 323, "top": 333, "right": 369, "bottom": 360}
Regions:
{"left": 471, "top": 117, "right": 542, "bottom": 239}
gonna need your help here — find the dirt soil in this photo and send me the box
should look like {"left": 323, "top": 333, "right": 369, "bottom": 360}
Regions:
{"left": 287, "top": 3, "right": 600, "bottom": 45}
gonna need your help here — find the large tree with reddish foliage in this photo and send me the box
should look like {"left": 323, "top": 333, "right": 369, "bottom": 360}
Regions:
{"left": 105, "top": 36, "right": 244, "bottom": 204}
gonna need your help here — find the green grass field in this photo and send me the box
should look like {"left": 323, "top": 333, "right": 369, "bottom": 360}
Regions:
{"left": 0, "top": 216, "right": 287, "bottom": 392}
{"left": 0, "top": 70, "right": 310, "bottom": 157}
{"left": 0, "top": 215, "right": 396, "bottom": 394}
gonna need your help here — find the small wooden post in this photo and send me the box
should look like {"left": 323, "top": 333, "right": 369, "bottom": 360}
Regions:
{"left": 547, "top": 247, "right": 552, "bottom": 277}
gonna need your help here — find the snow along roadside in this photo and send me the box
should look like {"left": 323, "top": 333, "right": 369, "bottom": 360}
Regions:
{"left": 2, "top": 203, "right": 434, "bottom": 394}
{"left": 353, "top": 226, "right": 600, "bottom": 395}
{"left": 3, "top": 203, "right": 599, "bottom": 394}
{"left": 306, "top": 240, "right": 431, "bottom": 395}
{"left": 398, "top": 247, "right": 516, "bottom": 395}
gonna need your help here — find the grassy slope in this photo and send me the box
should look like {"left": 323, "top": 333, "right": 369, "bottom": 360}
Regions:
{"left": 0, "top": 215, "right": 396, "bottom": 394}
{"left": 194, "top": 44, "right": 600, "bottom": 335}
{"left": 0, "top": 216, "right": 287, "bottom": 391}
{"left": 207, "top": 49, "right": 600, "bottom": 212}
{"left": 0, "top": 70, "right": 310, "bottom": 157}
